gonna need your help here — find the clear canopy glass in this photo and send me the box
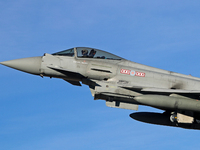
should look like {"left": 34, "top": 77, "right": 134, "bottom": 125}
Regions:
{"left": 52, "top": 48, "right": 74, "bottom": 56}
{"left": 76, "top": 47, "right": 122, "bottom": 60}
{"left": 52, "top": 47, "right": 123, "bottom": 60}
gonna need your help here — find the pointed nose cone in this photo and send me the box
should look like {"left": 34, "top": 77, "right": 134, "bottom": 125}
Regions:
{"left": 0, "top": 57, "right": 42, "bottom": 75}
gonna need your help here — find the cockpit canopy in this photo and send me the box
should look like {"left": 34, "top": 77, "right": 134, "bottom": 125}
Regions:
{"left": 52, "top": 48, "right": 74, "bottom": 57}
{"left": 52, "top": 47, "right": 123, "bottom": 60}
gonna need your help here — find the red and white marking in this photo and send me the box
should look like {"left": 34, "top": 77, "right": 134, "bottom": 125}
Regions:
{"left": 120, "top": 69, "right": 131, "bottom": 75}
{"left": 120, "top": 69, "right": 145, "bottom": 77}
{"left": 135, "top": 71, "right": 146, "bottom": 77}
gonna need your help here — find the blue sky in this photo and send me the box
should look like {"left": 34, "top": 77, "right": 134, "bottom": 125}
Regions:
{"left": 1, "top": 0, "right": 200, "bottom": 150}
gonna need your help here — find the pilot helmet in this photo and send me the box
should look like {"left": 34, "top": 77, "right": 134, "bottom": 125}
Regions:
{"left": 82, "top": 49, "right": 88, "bottom": 56}
{"left": 90, "top": 49, "right": 96, "bottom": 56}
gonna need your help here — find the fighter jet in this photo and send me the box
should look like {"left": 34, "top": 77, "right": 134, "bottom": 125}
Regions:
{"left": 1, "top": 47, "right": 200, "bottom": 130}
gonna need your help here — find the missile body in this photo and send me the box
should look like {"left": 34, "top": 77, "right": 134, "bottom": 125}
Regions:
{"left": 134, "top": 95, "right": 200, "bottom": 112}
{"left": 130, "top": 112, "right": 200, "bottom": 130}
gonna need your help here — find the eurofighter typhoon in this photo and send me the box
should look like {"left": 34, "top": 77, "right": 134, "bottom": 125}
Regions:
{"left": 2, "top": 47, "right": 200, "bottom": 130}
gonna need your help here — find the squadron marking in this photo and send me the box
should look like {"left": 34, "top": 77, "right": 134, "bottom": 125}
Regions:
{"left": 120, "top": 69, "right": 145, "bottom": 77}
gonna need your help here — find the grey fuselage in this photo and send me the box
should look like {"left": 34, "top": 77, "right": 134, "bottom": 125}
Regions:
{"left": 2, "top": 47, "right": 200, "bottom": 130}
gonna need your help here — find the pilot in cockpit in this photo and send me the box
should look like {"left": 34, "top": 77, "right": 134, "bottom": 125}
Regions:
{"left": 89, "top": 49, "right": 96, "bottom": 58}
{"left": 81, "top": 49, "right": 88, "bottom": 57}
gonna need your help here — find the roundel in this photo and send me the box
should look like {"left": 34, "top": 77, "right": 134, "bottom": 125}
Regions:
{"left": 130, "top": 70, "right": 136, "bottom": 76}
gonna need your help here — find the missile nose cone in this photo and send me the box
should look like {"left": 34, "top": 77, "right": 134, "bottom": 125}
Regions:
{"left": 129, "top": 112, "right": 143, "bottom": 120}
{"left": 134, "top": 95, "right": 145, "bottom": 103}
{"left": 0, "top": 56, "right": 42, "bottom": 75}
